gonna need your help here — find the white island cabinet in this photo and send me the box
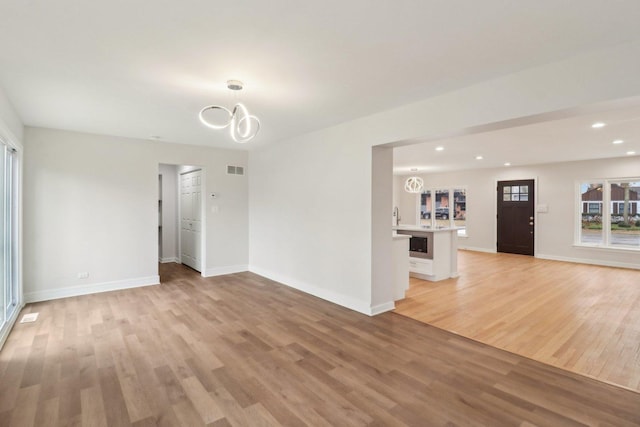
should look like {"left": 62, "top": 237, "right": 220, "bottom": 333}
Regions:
{"left": 392, "top": 234, "right": 411, "bottom": 300}
{"left": 393, "top": 226, "right": 460, "bottom": 282}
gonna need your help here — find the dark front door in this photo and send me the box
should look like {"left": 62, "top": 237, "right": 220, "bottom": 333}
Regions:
{"left": 497, "top": 179, "right": 534, "bottom": 255}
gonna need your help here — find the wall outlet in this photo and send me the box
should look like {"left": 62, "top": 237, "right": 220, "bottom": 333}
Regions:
{"left": 77, "top": 272, "right": 89, "bottom": 279}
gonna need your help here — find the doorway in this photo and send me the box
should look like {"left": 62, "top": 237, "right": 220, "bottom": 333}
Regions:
{"left": 497, "top": 179, "right": 535, "bottom": 255}
{"left": 158, "top": 164, "right": 205, "bottom": 278}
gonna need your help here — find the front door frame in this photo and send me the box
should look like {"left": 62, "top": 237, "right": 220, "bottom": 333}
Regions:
{"left": 495, "top": 177, "right": 537, "bottom": 256}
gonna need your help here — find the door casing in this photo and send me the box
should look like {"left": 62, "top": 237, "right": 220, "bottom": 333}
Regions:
{"left": 496, "top": 179, "right": 536, "bottom": 256}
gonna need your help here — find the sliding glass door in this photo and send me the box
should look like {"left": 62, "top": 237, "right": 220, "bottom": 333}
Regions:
{"left": 0, "top": 141, "right": 18, "bottom": 342}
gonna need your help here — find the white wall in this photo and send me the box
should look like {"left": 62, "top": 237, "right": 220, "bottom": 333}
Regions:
{"left": 396, "top": 156, "right": 640, "bottom": 269}
{"left": 23, "top": 127, "right": 248, "bottom": 302}
{"left": 249, "top": 41, "right": 640, "bottom": 315}
{"left": 249, "top": 130, "right": 374, "bottom": 313}
{"left": 0, "top": 86, "right": 23, "bottom": 143}
{"left": 159, "top": 163, "right": 178, "bottom": 262}
{"left": 371, "top": 146, "right": 394, "bottom": 312}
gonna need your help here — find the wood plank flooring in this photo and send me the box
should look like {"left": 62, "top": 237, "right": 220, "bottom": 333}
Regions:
{"left": 395, "top": 250, "right": 640, "bottom": 393}
{"left": 1, "top": 262, "right": 639, "bottom": 426}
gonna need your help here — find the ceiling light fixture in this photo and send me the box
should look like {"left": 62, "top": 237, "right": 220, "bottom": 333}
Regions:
{"left": 504, "top": 162, "right": 511, "bottom": 166}
{"left": 627, "top": 151, "right": 636, "bottom": 155}
{"left": 612, "top": 139, "right": 624, "bottom": 144}
{"left": 475, "top": 155, "right": 483, "bottom": 160}
{"left": 435, "top": 146, "right": 444, "bottom": 151}
{"left": 405, "top": 176, "right": 424, "bottom": 193}
{"left": 199, "top": 80, "right": 260, "bottom": 143}
{"left": 591, "top": 122, "right": 606, "bottom": 129}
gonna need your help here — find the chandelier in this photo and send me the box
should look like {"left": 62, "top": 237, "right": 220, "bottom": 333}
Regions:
{"left": 199, "top": 80, "right": 260, "bottom": 143}
{"left": 405, "top": 176, "right": 424, "bottom": 193}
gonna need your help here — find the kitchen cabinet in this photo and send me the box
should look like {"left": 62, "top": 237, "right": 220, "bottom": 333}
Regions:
{"left": 394, "top": 226, "right": 459, "bottom": 282}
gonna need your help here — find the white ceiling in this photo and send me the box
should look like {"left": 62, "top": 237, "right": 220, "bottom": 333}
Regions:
{"left": 393, "top": 102, "right": 640, "bottom": 174}
{"left": 1, "top": 1, "right": 640, "bottom": 149}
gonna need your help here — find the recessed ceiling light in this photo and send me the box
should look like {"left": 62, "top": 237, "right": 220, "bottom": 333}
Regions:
{"left": 475, "top": 155, "right": 483, "bottom": 160}
{"left": 504, "top": 162, "right": 511, "bottom": 166}
{"left": 627, "top": 151, "right": 636, "bottom": 155}
{"left": 435, "top": 146, "right": 444, "bottom": 151}
{"left": 612, "top": 139, "right": 624, "bottom": 144}
{"left": 591, "top": 122, "right": 606, "bottom": 129}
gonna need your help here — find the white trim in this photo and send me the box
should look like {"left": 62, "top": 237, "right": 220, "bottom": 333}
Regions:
{"left": 160, "top": 257, "right": 180, "bottom": 263}
{"left": 203, "top": 265, "right": 248, "bottom": 277}
{"left": 495, "top": 177, "right": 538, "bottom": 256}
{"left": 370, "top": 301, "right": 395, "bottom": 315}
{"left": 536, "top": 253, "right": 640, "bottom": 270}
{"left": 572, "top": 243, "right": 640, "bottom": 253}
{"left": 0, "top": 131, "right": 23, "bottom": 351}
{"left": 458, "top": 246, "right": 497, "bottom": 254}
{"left": 24, "top": 275, "right": 160, "bottom": 303}
{"left": 249, "top": 265, "right": 372, "bottom": 315}
{"left": 0, "top": 302, "right": 24, "bottom": 351}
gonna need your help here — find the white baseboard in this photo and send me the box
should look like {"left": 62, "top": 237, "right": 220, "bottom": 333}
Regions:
{"left": 203, "top": 265, "right": 248, "bottom": 277}
{"left": 458, "top": 246, "right": 497, "bottom": 254}
{"left": 24, "top": 275, "right": 160, "bottom": 303}
{"left": 370, "top": 301, "right": 395, "bottom": 315}
{"left": 0, "top": 303, "right": 24, "bottom": 351}
{"left": 249, "top": 265, "right": 375, "bottom": 316}
{"left": 160, "top": 257, "right": 180, "bottom": 264}
{"left": 536, "top": 254, "right": 640, "bottom": 270}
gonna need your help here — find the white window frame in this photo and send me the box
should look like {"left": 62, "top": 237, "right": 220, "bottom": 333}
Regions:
{"left": 0, "top": 130, "right": 22, "bottom": 351}
{"left": 576, "top": 178, "right": 640, "bottom": 251}
{"left": 416, "top": 186, "right": 467, "bottom": 236}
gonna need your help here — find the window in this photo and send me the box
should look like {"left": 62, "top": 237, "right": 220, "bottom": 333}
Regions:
{"left": 609, "top": 180, "right": 640, "bottom": 248}
{"left": 434, "top": 189, "right": 450, "bottom": 228}
{"left": 587, "top": 202, "right": 602, "bottom": 214}
{"left": 0, "top": 140, "right": 19, "bottom": 344}
{"left": 578, "top": 179, "right": 639, "bottom": 249}
{"left": 419, "top": 190, "right": 432, "bottom": 225}
{"left": 453, "top": 188, "right": 466, "bottom": 232}
{"left": 503, "top": 185, "right": 529, "bottom": 201}
{"left": 418, "top": 186, "right": 467, "bottom": 236}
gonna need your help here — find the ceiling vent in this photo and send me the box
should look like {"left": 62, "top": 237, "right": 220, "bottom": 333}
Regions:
{"left": 227, "top": 165, "right": 245, "bottom": 175}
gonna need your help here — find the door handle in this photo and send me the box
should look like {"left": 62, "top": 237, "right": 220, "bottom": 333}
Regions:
{"left": 529, "top": 222, "right": 534, "bottom": 225}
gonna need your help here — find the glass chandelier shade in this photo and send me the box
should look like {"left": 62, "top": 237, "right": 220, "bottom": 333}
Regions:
{"left": 199, "top": 80, "right": 260, "bottom": 143}
{"left": 405, "top": 176, "right": 424, "bottom": 193}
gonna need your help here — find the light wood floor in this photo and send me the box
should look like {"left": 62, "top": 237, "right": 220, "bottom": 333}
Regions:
{"left": 1, "top": 263, "right": 639, "bottom": 426}
{"left": 395, "top": 250, "right": 640, "bottom": 393}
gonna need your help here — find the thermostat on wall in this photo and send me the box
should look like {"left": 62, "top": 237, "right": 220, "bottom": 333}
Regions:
{"left": 536, "top": 204, "right": 548, "bottom": 213}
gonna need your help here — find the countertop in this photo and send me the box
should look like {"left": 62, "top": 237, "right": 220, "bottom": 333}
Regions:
{"left": 392, "top": 233, "right": 411, "bottom": 240}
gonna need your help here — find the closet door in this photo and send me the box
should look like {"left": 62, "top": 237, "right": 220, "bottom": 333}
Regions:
{"left": 180, "top": 169, "right": 202, "bottom": 272}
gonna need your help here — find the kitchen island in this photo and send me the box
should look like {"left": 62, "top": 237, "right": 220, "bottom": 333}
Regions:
{"left": 393, "top": 225, "right": 460, "bottom": 282}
